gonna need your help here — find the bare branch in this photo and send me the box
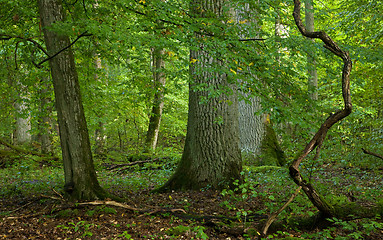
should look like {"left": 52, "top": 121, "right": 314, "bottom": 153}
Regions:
{"left": 0, "top": 34, "right": 49, "bottom": 56}
{"left": 37, "top": 31, "right": 92, "bottom": 67}
{"left": 0, "top": 32, "right": 91, "bottom": 68}
{"left": 362, "top": 148, "right": 383, "bottom": 160}
{"left": 239, "top": 38, "right": 266, "bottom": 42}
{"left": 262, "top": 186, "right": 302, "bottom": 236}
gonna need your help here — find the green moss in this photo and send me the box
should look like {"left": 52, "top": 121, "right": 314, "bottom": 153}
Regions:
{"left": 248, "top": 165, "right": 283, "bottom": 173}
{"left": 325, "top": 194, "right": 382, "bottom": 219}
{"left": 260, "top": 122, "right": 286, "bottom": 166}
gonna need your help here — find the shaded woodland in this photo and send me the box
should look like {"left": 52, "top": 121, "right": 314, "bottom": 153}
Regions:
{"left": 1, "top": 0, "right": 382, "bottom": 239}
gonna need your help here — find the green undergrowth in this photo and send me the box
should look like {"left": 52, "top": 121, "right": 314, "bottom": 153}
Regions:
{"left": 0, "top": 151, "right": 382, "bottom": 238}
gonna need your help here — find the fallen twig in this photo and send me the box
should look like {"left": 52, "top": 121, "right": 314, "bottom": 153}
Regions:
{"left": 7, "top": 201, "right": 35, "bottom": 214}
{"left": 78, "top": 200, "right": 142, "bottom": 212}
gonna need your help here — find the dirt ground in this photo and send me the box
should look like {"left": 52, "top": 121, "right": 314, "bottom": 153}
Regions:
{"left": 0, "top": 190, "right": 254, "bottom": 239}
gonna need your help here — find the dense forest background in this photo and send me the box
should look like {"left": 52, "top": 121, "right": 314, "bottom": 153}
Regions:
{"left": 0, "top": 0, "right": 382, "bottom": 239}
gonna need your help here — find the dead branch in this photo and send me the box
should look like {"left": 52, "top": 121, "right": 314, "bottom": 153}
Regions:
{"left": 40, "top": 194, "right": 63, "bottom": 201}
{"left": 7, "top": 201, "right": 35, "bottom": 214}
{"left": 362, "top": 148, "right": 383, "bottom": 160}
{"left": 289, "top": 0, "right": 352, "bottom": 217}
{"left": 78, "top": 200, "right": 142, "bottom": 212}
{"left": 262, "top": 186, "right": 302, "bottom": 236}
{"left": 104, "top": 157, "right": 169, "bottom": 171}
{"left": 5, "top": 212, "right": 46, "bottom": 220}
{"left": 78, "top": 200, "right": 186, "bottom": 217}
{"left": 0, "top": 32, "right": 91, "bottom": 69}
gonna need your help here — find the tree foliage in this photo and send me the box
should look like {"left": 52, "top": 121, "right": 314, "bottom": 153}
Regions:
{"left": 0, "top": 0, "right": 382, "bottom": 188}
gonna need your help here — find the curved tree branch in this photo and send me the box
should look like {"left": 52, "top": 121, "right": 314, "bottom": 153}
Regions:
{"left": 0, "top": 32, "right": 91, "bottom": 69}
{"left": 0, "top": 34, "right": 49, "bottom": 56}
{"left": 289, "top": 0, "right": 352, "bottom": 217}
{"left": 362, "top": 148, "right": 383, "bottom": 160}
{"left": 37, "top": 31, "right": 92, "bottom": 67}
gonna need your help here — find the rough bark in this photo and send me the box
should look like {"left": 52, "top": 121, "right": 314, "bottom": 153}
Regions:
{"left": 289, "top": 0, "right": 352, "bottom": 217}
{"left": 305, "top": 0, "right": 318, "bottom": 101}
{"left": 157, "top": 0, "right": 242, "bottom": 191}
{"left": 144, "top": 47, "right": 166, "bottom": 152}
{"left": 238, "top": 96, "right": 265, "bottom": 157}
{"left": 238, "top": 97, "right": 285, "bottom": 166}
{"left": 237, "top": 5, "right": 285, "bottom": 166}
{"left": 38, "top": 0, "right": 108, "bottom": 200}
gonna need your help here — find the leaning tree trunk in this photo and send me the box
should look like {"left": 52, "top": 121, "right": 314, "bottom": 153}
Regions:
{"left": 157, "top": 0, "right": 242, "bottom": 191}
{"left": 144, "top": 46, "right": 166, "bottom": 152}
{"left": 289, "top": 0, "right": 352, "bottom": 217}
{"left": 38, "top": 0, "right": 108, "bottom": 200}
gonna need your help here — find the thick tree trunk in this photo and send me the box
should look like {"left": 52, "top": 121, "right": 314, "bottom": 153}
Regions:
{"left": 305, "top": 0, "right": 318, "bottom": 101}
{"left": 144, "top": 47, "right": 166, "bottom": 152}
{"left": 157, "top": 0, "right": 242, "bottom": 191}
{"left": 238, "top": 97, "right": 285, "bottom": 166}
{"left": 237, "top": 5, "right": 285, "bottom": 166}
{"left": 238, "top": 96, "right": 265, "bottom": 156}
{"left": 38, "top": 0, "right": 108, "bottom": 200}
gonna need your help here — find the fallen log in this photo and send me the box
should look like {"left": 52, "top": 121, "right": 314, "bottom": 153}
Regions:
{"left": 0, "top": 137, "right": 58, "bottom": 161}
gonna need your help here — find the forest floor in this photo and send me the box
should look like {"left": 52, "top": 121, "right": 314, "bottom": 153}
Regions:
{"left": 0, "top": 160, "right": 383, "bottom": 239}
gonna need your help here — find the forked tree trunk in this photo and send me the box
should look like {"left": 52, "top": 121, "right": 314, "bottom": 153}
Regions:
{"left": 38, "top": 0, "right": 108, "bottom": 200}
{"left": 157, "top": 0, "right": 242, "bottom": 191}
{"left": 144, "top": 47, "right": 166, "bottom": 152}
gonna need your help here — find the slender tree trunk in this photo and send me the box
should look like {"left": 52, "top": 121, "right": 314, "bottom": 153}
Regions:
{"left": 38, "top": 77, "right": 53, "bottom": 154}
{"left": 93, "top": 54, "right": 106, "bottom": 155}
{"left": 305, "top": 0, "right": 318, "bottom": 101}
{"left": 38, "top": 0, "right": 108, "bottom": 200}
{"left": 157, "top": 0, "right": 242, "bottom": 191}
{"left": 14, "top": 82, "right": 31, "bottom": 145}
{"left": 144, "top": 47, "right": 166, "bottom": 152}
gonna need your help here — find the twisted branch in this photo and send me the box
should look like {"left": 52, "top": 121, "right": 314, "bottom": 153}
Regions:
{"left": 288, "top": 0, "right": 352, "bottom": 216}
